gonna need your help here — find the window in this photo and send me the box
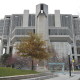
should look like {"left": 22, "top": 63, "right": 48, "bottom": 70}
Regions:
{"left": 41, "top": 4, "right": 43, "bottom": 10}
{"left": 48, "top": 15, "right": 55, "bottom": 26}
{"left": 73, "top": 56, "right": 74, "bottom": 60}
{"left": 61, "top": 15, "right": 71, "bottom": 29}
{"left": 72, "top": 47, "right": 74, "bottom": 54}
{"left": 28, "top": 14, "right": 35, "bottom": 26}
{"left": 40, "top": 4, "right": 43, "bottom": 13}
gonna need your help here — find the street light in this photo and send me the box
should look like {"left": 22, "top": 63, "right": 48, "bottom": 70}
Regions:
{"left": 68, "top": 53, "right": 71, "bottom": 77}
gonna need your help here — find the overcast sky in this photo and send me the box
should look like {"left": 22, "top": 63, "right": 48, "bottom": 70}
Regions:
{"left": 0, "top": 0, "right": 80, "bottom": 19}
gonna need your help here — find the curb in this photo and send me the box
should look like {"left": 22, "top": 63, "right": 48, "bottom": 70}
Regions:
{"left": 0, "top": 73, "right": 54, "bottom": 80}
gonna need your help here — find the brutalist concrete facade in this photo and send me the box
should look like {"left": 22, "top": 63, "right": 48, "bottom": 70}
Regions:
{"left": 0, "top": 3, "right": 80, "bottom": 63}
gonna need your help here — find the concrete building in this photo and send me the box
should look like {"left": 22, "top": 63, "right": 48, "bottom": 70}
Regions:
{"left": 0, "top": 3, "right": 80, "bottom": 64}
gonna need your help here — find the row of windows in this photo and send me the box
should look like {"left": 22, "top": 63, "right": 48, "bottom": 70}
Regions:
{"left": 4, "top": 18, "right": 10, "bottom": 35}
{"left": 76, "top": 41, "right": 80, "bottom": 46}
{"left": 28, "top": 14, "right": 72, "bottom": 27}
{"left": 73, "top": 19, "right": 80, "bottom": 35}
{"left": 48, "top": 15, "right": 55, "bottom": 26}
{"left": 0, "top": 20, "right": 4, "bottom": 34}
{"left": 28, "top": 14, "right": 35, "bottom": 26}
{"left": 3, "top": 14, "right": 73, "bottom": 34}
{"left": 10, "top": 14, "right": 72, "bottom": 27}
{"left": 0, "top": 20, "right": 4, "bottom": 27}
{"left": 15, "top": 29, "right": 35, "bottom": 35}
{"left": 11, "top": 29, "right": 35, "bottom": 39}
{"left": 77, "top": 48, "right": 80, "bottom": 54}
{"left": 61, "top": 15, "right": 71, "bottom": 28}
{"left": 11, "top": 15, "right": 23, "bottom": 31}
{"left": 49, "top": 29, "right": 70, "bottom": 35}
{"left": 3, "top": 14, "right": 75, "bottom": 36}
{"left": 12, "top": 28, "right": 72, "bottom": 36}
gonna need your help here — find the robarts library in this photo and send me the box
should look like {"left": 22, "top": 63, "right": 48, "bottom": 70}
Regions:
{"left": 0, "top": 3, "right": 80, "bottom": 63}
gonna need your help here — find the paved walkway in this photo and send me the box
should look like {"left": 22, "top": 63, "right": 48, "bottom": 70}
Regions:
{"left": 20, "top": 71, "right": 80, "bottom": 80}
{"left": 45, "top": 72, "right": 80, "bottom": 80}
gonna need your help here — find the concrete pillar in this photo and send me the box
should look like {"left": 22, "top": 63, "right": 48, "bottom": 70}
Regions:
{"left": 12, "top": 42, "right": 19, "bottom": 57}
{"left": 55, "top": 10, "right": 61, "bottom": 27}
{"left": 73, "top": 39, "right": 78, "bottom": 63}
{"left": 0, "top": 39, "right": 3, "bottom": 57}
{"left": 71, "top": 16, "right": 78, "bottom": 63}
{"left": 36, "top": 4, "right": 49, "bottom": 42}
{"left": 35, "top": 4, "right": 50, "bottom": 71}
{"left": 23, "top": 10, "right": 29, "bottom": 27}
{"left": 12, "top": 42, "right": 17, "bottom": 54}
{"left": 6, "top": 41, "right": 10, "bottom": 54}
{"left": 36, "top": 15, "right": 49, "bottom": 41}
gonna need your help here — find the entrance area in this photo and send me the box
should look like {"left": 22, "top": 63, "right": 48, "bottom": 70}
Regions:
{"left": 48, "top": 63, "right": 65, "bottom": 73}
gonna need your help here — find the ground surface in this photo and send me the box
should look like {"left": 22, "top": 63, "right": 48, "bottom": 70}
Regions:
{"left": 0, "top": 67, "right": 38, "bottom": 77}
{"left": 45, "top": 71, "right": 80, "bottom": 80}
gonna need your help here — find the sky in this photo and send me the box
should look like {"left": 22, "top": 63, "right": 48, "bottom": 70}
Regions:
{"left": 0, "top": 0, "right": 80, "bottom": 19}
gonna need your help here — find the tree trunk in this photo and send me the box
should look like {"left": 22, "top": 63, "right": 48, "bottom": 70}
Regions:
{"left": 31, "top": 58, "right": 34, "bottom": 70}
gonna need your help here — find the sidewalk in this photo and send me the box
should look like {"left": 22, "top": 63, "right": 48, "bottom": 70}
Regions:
{"left": 45, "top": 72, "right": 80, "bottom": 80}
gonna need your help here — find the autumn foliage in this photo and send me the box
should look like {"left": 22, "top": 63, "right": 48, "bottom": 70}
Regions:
{"left": 16, "top": 33, "right": 50, "bottom": 60}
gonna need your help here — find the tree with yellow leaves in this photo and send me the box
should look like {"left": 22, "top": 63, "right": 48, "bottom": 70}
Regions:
{"left": 16, "top": 33, "right": 50, "bottom": 70}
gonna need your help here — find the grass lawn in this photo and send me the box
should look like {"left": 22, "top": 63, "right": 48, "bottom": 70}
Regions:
{"left": 0, "top": 67, "right": 38, "bottom": 77}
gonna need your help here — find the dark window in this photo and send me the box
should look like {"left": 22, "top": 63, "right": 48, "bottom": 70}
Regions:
{"left": 78, "top": 56, "right": 80, "bottom": 63}
{"left": 48, "top": 29, "right": 50, "bottom": 35}
{"left": 73, "top": 56, "right": 74, "bottom": 59}
{"left": 48, "top": 15, "right": 55, "bottom": 26}
{"left": 28, "top": 15, "right": 31, "bottom": 26}
{"left": 73, "top": 17, "right": 78, "bottom": 18}
{"left": 41, "top": 4, "right": 43, "bottom": 10}
{"left": 72, "top": 47, "right": 74, "bottom": 54}
{"left": 77, "top": 48, "right": 80, "bottom": 54}
{"left": 6, "top": 17, "right": 10, "bottom": 19}
{"left": 33, "top": 29, "right": 35, "bottom": 33}
{"left": 28, "top": 14, "right": 35, "bottom": 26}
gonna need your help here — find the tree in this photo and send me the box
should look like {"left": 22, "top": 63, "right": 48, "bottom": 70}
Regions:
{"left": 6, "top": 56, "right": 16, "bottom": 68}
{"left": 1, "top": 53, "right": 15, "bottom": 67}
{"left": 0, "top": 53, "right": 14, "bottom": 66}
{"left": 16, "top": 33, "right": 50, "bottom": 70}
{"left": 1, "top": 53, "right": 10, "bottom": 65}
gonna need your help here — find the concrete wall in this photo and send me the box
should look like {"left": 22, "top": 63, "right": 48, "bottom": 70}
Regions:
{"left": 55, "top": 10, "right": 61, "bottom": 27}
{"left": 23, "top": 10, "right": 29, "bottom": 27}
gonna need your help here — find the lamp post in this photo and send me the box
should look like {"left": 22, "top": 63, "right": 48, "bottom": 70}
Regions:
{"left": 68, "top": 53, "right": 71, "bottom": 77}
